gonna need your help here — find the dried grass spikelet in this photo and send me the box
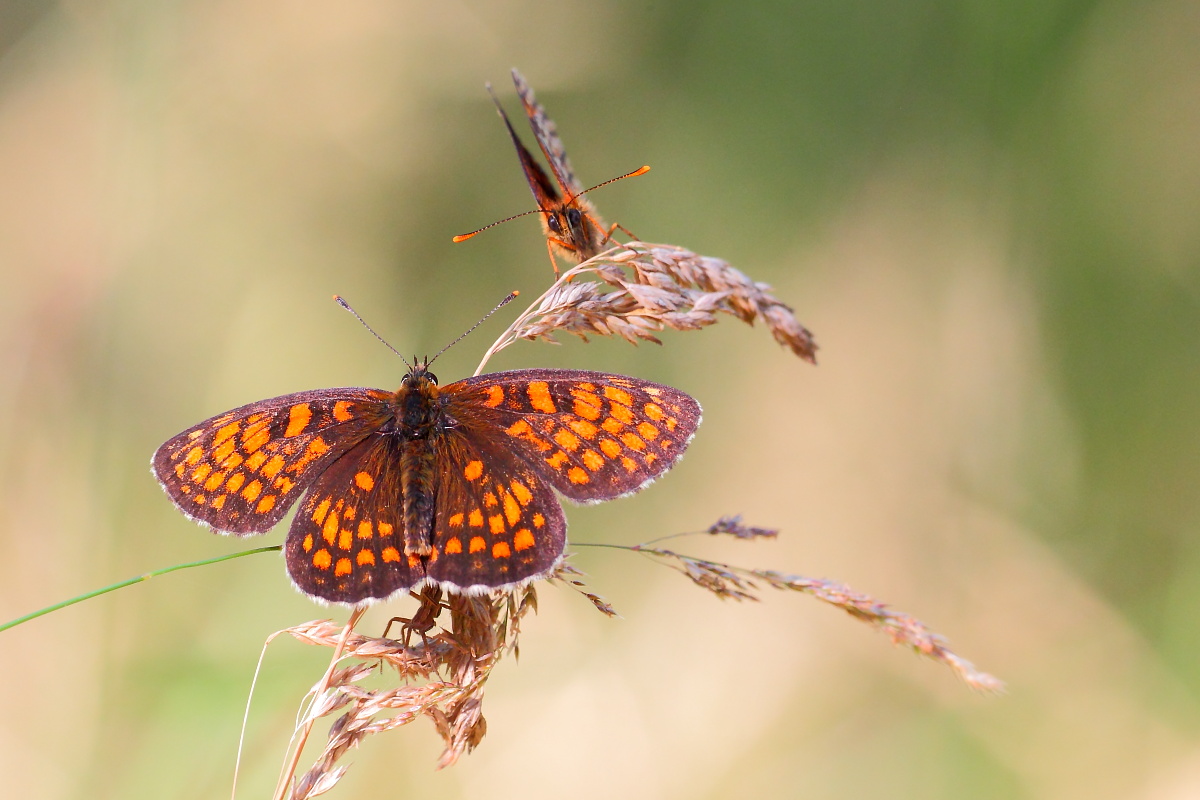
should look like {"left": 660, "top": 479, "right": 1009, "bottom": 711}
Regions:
{"left": 273, "top": 568, "right": 613, "bottom": 798}
{"left": 618, "top": 519, "right": 1004, "bottom": 694}
{"left": 475, "top": 243, "right": 817, "bottom": 374}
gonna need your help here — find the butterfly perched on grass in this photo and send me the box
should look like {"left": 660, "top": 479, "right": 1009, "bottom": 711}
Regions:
{"left": 454, "top": 69, "right": 649, "bottom": 275}
{"left": 152, "top": 309, "right": 701, "bottom": 605}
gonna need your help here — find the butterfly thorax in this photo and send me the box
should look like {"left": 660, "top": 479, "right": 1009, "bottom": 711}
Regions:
{"left": 543, "top": 197, "right": 605, "bottom": 261}
{"left": 391, "top": 367, "right": 446, "bottom": 438}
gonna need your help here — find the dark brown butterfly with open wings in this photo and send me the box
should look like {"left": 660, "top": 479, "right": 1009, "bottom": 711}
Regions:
{"left": 153, "top": 361, "right": 700, "bottom": 606}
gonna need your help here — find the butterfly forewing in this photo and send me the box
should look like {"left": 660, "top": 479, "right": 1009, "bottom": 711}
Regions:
{"left": 511, "top": 68, "right": 584, "bottom": 198}
{"left": 152, "top": 389, "right": 392, "bottom": 534}
{"left": 283, "top": 434, "right": 425, "bottom": 604}
{"left": 441, "top": 369, "right": 702, "bottom": 504}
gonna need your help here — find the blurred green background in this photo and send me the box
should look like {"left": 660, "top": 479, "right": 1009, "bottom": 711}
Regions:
{"left": 2, "top": 1, "right": 1199, "bottom": 797}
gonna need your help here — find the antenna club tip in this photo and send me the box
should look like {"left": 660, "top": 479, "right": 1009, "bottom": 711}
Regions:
{"left": 636, "top": 165, "right": 651, "bottom": 175}
{"left": 512, "top": 290, "right": 520, "bottom": 296}
{"left": 452, "top": 233, "right": 475, "bottom": 243}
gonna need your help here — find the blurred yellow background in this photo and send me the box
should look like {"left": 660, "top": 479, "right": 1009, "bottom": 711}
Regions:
{"left": 3, "top": 1, "right": 1199, "bottom": 798}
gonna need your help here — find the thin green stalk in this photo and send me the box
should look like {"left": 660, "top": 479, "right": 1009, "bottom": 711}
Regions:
{"left": 0, "top": 545, "right": 282, "bottom": 633}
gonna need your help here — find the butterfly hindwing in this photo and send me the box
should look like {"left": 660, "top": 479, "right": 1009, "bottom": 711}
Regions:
{"left": 152, "top": 389, "right": 392, "bottom": 534}
{"left": 425, "top": 427, "right": 566, "bottom": 592}
{"left": 283, "top": 434, "right": 425, "bottom": 604}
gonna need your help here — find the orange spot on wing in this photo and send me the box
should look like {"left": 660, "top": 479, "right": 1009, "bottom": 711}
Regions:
{"left": 573, "top": 398, "right": 602, "bottom": 420}
{"left": 285, "top": 403, "right": 312, "bottom": 437}
{"left": 489, "top": 514, "right": 505, "bottom": 534}
{"left": 274, "top": 476, "right": 295, "bottom": 493}
{"left": 338, "top": 528, "right": 353, "bottom": 550}
{"left": 333, "top": 400, "right": 354, "bottom": 422}
{"left": 382, "top": 546, "right": 401, "bottom": 562}
{"left": 492, "top": 542, "right": 511, "bottom": 559}
{"left": 220, "top": 452, "right": 243, "bottom": 470}
{"left": 502, "top": 492, "right": 520, "bottom": 525}
{"left": 621, "top": 456, "right": 637, "bottom": 472}
{"left": 568, "top": 418, "right": 599, "bottom": 438}
{"left": 469, "top": 536, "right": 486, "bottom": 553}
{"left": 312, "top": 497, "right": 331, "bottom": 524}
{"left": 408, "top": 553, "right": 422, "bottom": 567}
{"left": 256, "top": 495, "right": 276, "bottom": 514}
{"left": 242, "top": 424, "right": 270, "bottom": 453}
{"left": 484, "top": 491, "right": 498, "bottom": 508}
{"left": 212, "top": 438, "right": 237, "bottom": 464}
{"left": 637, "top": 422, "right": 659, "bottom": 441}
{"left": 554, "top": 428, "right": 581, "bottom": 452}
{"left": 644, "top": 453, "right": 658, "bottom": 466}
{"left": 510, "top": 481, "right": 533, "bottom": 506}
{"left": 506, "top": 419, "right": 532, "bottom": 436}
{"left": 358, "top": 521, "right": 373, "bottom": 539}
{"left": 610, "top": 402, "right": 634, "bottom": 424}
{"left": 464, "top": 460, "right": 484, "bottom": 481}
{"left": 533, "top": 513, "right": 545, "bottom": 528}
{"left": 546, "top": 451, "right": 569, "bottom": 469}
{"left": 601, "top": 418, "right": 623, "bottom": 434}
{"left": 621, "top": 432, "right": 646, "bottom": 451}
{"left": 245, "top": 450, "right": 268, "bottom": 471}
{"left": 666, "top": 417, "right": 678, "bottom": 432}
{"left": 354, "top": 471, "right": 375, "bottom": 491}
{"left": 483, "top": 384, "right": 504, "bottom": 407}
{"left": 335, "top": 558, "right": 352, "bottom": 576}
{"left": 449, "top": 512, "right": 464, "bottom": 527}
{"left": 322, "top": 509, "right": 339, "bottom": 544}
{"left": 378, "top": 521, "right": 394, "bottom": 537}
{"left": 210, "top": 494, "right": 227, "bottom": 510}
{"left": 445, "top": 537, "right": 463, "bottom": 554}
{"left": 204, "top": 470, "right": 226, "bottom": 492}
{"left": 604, "top": 386, "right": 633, "bottom": 406}
{"left": 599, "top": 438, "right": 622, "bottom": 458}
{"left": 191, "top": 462, "right": 212, "bottom": 484}
{"left": 303, "top": 533, "right": 314, "bottom": 552}
{"left": 513, "top": 529, "right": 535, "bottom": 551}
{"left": 468, "top": 510, "right": 484, "bottom": 527}
{"left": 527, "top": 381, "right": 556, "bottom": 413}
{"left": 241, "top": 479, "right": 263, "bottom": 502}
{"left": 313, "top": 549, "right": 332, "bottom": 570}
{"left": 582, "top": 450, "right": 605, "bottom": 471}
{"left": 213, "top": 422, "right": 241, "bottom": 446}
{"left": 644, "top": 402, "right": 665, "bottom": 421}
{"left": 357, "top": 550, "right": 375, "bottom": 566}
{"left": 567, "top": 466, "right": 589, "bottom": 485}
{"left": 262, "top": 454, "right": 286, "bottom": 479}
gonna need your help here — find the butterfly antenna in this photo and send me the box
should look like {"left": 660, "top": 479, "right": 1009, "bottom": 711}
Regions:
{"left": 567, "top": 165, "right": 651, "bottom": 203}
{"left": 452, "top": 210, "right": 549, "bottom": 243}
{"left": 333, "top": 295, "right": 413, "bottom": 370}
{"left": 428, "top": 291, "right": 520, "bottom": 366}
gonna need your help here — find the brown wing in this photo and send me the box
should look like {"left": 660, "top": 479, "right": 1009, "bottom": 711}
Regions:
{"left": 440, "top": 369, "right": 702, "bottom": 504}
{"left": 283, "top": 433, "right": 425, "bottom": 604}
{"left": 152, "top": 388, "right": 392, "bottom": 535}
{"left": 489, "top": 82, "right": 565, "bottom": 213}
{"left": 511, "top": 68, "right": 584, "bottom": 198}
{"left": 425, "top": 426, "right": 566, "bottom": 592}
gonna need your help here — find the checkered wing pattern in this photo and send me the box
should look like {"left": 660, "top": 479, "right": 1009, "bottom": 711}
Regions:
{"left": 282, "top": 434, "right": 424, "bottom": 603}
{"left": 425, "top": 427, "right": 566, "bottom": 591}
{"left": 152, "top": 389, "right": 391, "bottom": 534}
{"left": 440, "top": 369, "right": 702, "bottom": 504}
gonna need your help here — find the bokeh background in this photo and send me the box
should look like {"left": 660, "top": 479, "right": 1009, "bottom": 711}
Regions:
{"left": 2, "top": 1, "right": 1199, "bottom": 797}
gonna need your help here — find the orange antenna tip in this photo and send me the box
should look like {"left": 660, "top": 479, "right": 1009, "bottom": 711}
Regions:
{"left": 452, "top": 233, "right": 477, "bottom": 243}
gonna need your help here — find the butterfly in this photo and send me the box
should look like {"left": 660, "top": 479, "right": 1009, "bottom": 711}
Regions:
{"left": 152, "top": 362, "right": 701, "bottom": 605}
{"left": 454, "top": 69, "right": 649, "bottom": 275}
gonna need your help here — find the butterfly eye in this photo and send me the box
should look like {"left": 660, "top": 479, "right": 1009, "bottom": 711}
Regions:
{"left": 566, "top": 207, "right": 583, "bottom": 232}
{"left": 545, "top": 213, "right": 562, "bottom": 234}
{"left": 426, "top": 372, "right": 438, "bottom": 385}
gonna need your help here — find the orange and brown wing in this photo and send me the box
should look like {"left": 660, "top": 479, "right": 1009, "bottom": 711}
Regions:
{"left": 489, "top": 82, "right": 565, "bottom": 214}
{"left": 425, "top": 428, "right": 566, "bottom": 592}
{"left": 511, "top": 68, "right": 584, "bottom": 198}
{"left": 283, "top": 434, "right": 425, "bottom": 604}
{"left": 152, "top": 388, "right": 392, "bottom": 535}
{"left": 441, "top": 369, "right": 702, "bottom": 504}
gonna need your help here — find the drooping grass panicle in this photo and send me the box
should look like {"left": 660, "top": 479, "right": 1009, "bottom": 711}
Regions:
{"left": 475, "top": 243, "right": 818, "bottom": 375}
{"left": 607, "top": 518, "right": 1003, "bottom": 694}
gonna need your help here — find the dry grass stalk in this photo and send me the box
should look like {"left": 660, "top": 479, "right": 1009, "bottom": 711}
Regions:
{"left": 276, "top": 585, "right": 538, "bottom": 798}
{"left": 475, "top": 243, "right": 817, "bottom": 374}
{"left": 623, "top": 527, "right": 1004, "bottom": 693}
